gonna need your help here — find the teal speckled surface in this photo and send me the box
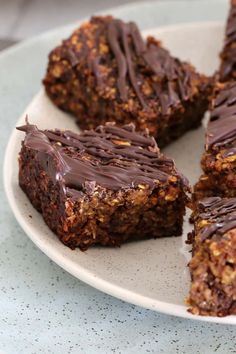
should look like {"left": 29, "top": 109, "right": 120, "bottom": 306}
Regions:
{"left": 1, "top": 1, "right": 235, "bottom": 353}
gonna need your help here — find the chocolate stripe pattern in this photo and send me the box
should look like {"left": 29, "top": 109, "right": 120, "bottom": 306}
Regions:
{"left": 17, "top": 123, "right": 184, "bottom": 192}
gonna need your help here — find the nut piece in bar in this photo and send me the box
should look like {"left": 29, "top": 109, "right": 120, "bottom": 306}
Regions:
{"left": 194, "top": 82, "right": 236, "bottom": 200}
{"left": 219, "top": 0, "right": 236, "bottom": 82}
{"left": 43, "top": 16, "right": 210, "bottom": 147}
{"left": 188, "top": 197, "right": 236, "bottom": 316}
{"left": 17, "top": 122, "right": 189, "bottom": 251}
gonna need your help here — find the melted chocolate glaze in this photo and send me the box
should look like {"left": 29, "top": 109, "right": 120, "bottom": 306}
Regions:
{"left": 206, "top": 83, "right": 236, "bottom": 150}
{"left": 17, "top": 123, "right": 186, "bottom": 194}
{"left": 225, "top": 7, "right": 236, "bottom": 46}
{"left": 105, "top": 18, "right": 192, "bottom": 110}
{"left": 220, "top": 4, "right": 236, "bottom": 80}
{"left": 197, "top": 197, "right": 236, "bottom": 240}
{"left": 63, "top": 17, "right": 194, "bottom": 114}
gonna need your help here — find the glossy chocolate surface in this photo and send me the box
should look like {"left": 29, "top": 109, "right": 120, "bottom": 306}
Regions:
{"left": 197, "top": 197, "right": 236, "bottom": 240}
{"left": 18, "top": 123, "right": 184, "bottom": 193}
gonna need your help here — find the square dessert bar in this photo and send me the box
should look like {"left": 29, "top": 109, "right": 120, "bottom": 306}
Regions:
{"left": 219, "top": 0, "right": 236, "bottom": 82}
{"left": 188, "top": 197, "right": 236, "bottom": 316}
{"left": 194, "top": 82, "right": 236, "bottom": 200}
{"left": 43, "top": 16, "right": 210, "bottom": 147}
{"left": 18, "top": 122, "right": 189, "bottom": 251}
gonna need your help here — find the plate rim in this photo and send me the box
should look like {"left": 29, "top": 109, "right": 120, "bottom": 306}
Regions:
{"left": 3, "top": 21, "right": 236, "bottom": 325}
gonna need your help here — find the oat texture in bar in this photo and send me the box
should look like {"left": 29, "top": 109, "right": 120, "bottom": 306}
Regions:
{"left": 194, "top": 82, "right": 236, "bottom": 200}
{"left": 18, "top": 122, "right": 189, "bottom": 250}
{"left": 188, "top": 197, "right": 236, "bottom": 316}
{"left": 43, "top": 16, "right": 210, "bottom": 147}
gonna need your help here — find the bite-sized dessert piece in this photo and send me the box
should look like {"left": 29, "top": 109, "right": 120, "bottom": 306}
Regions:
{"left": 43, "top": 16, "right": 210, "bottom": 147}
{"left": 219, "top": 0, "right": 236, "bottom": 82}
{"left": 194, "top": 82, "right": 236, "bottom": 200}
{"left": 188, "top": 197, "right": 236, "bottom": 316}
{"left": 18, "top": 122, "right": 189, "bottom": 251}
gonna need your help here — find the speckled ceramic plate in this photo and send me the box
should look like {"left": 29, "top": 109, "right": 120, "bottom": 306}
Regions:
{"left": 4, "top": 21, "right": 236, "bottom": 325}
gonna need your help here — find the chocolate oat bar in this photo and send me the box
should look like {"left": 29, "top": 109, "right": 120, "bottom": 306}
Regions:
{"left": 188, "top": 197, "right": 236, "bottom": 316}
{"left": 194, "top": 82, "right": 236, "bottom": 200}
{"left": 219, "top": 0, "right": 236, "bottom": 82}
{"left": 43, "top": 16, "right": 210, "bottom": 147}
{"left": 18, "top": 122, "right": 189, "bottom": 250}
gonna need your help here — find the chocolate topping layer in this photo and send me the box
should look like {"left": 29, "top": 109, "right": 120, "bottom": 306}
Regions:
{"left": 105, "top": 18, "right": 192, "bottom": 110}
{"left": 17, "top": 123, "right": 184, "bottom": 193}
{"left": 206, "top": 83, "right": 236, "bottom": 150}
{"left": 220, "top": 3, "right": 236, "bottom": 80}
{"left": 59, "top": 16, "right": 195, "bottom": 115}
{"left": 225, "top": 6, "right": 236, "bottom": 46}
{"left": 197, "top": 197, "right": 236, "bottom": 240}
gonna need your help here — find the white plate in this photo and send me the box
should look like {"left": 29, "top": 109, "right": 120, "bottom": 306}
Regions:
{"left": 4, "top": 22, "right": 236, "bottom": 325}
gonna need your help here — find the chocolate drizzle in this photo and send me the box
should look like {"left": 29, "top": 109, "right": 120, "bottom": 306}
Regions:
{"left": 225, "top": 6, "right": 236, "bottom": 46}
{"left": 17, "top": 123, "right": 184, "bottom": 194}
{"left": 206, "top": 83, "right": 236, "bottom": 150}
{"left": 61, "top": 47, "right": 80, "bottom": 67}
{"left": 197, "top": 197, "right": 236, "bottom": 241}
{"left": 92, "top": 17, "right": 192, "bottom": 112}
{"left": 220, "top": 4, "right": 236, "bottom": 80}
{"left": 55, "top": 16, "right": 196, "bottom": 114}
